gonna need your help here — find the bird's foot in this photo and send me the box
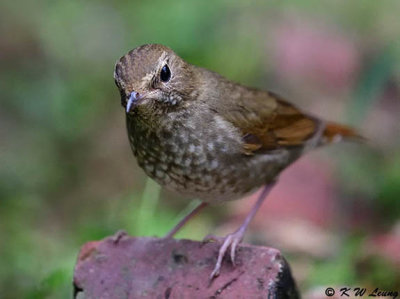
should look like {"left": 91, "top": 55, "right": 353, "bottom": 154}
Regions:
{"left": 204, "top": 226, "right": 246, "bottom": 281}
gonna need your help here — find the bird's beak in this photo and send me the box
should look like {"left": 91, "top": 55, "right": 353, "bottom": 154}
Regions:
{"left": 126, "top": 91, "right": 141, "bottom": 113}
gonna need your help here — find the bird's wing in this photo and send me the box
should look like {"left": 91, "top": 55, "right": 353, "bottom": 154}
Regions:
{"left": 222, "top": 91, "right": 358, "bottom": 155}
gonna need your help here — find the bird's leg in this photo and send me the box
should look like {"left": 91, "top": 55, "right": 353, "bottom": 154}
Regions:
{"left": 208, "top": 183, "right": 275, "bottom": 280}
{"left": 164, "top": 202, "right": 208, "bottom": 238}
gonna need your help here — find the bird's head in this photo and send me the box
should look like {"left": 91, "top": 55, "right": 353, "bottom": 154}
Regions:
{"left": 114, "top": 44, "right": 198, "bottom": 115}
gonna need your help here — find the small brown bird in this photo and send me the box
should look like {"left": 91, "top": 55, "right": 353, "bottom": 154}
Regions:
{"left": 114, "top": 44, "right": 360, "bottom": 279}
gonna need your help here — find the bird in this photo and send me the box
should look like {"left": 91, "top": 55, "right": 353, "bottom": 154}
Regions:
{"left": 113, "top": 44, "right": 361, "bottom": 280}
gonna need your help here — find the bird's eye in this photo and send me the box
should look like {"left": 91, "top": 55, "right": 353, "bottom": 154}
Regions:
{"left": 160, "top": 65, "right": 171, "bottom": 82}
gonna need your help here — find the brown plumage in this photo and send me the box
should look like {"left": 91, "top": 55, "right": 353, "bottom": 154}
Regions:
{"left": 114, "top": 44, "right": 361, "bottom": 280}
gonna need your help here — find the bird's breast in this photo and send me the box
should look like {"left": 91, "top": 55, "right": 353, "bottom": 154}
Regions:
{"left": 126, "top": 111, "right": 290, "bottom": 202}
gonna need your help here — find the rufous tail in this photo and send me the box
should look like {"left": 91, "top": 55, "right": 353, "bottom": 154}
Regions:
{"left": 321, "top": 121, "right": 364, "bottom": 144}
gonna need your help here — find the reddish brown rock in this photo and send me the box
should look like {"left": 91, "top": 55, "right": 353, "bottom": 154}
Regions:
{"left": 73, "top": 231, "right": 299, "bottom": 298}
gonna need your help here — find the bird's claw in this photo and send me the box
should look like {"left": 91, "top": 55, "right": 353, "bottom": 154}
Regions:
{"left": 207, "top": 228, "right": 245, "bottom": 281}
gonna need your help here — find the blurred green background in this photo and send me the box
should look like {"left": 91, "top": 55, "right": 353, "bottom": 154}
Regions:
{"left": 1, "top": 0, "right": 400, "bottom": 297}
